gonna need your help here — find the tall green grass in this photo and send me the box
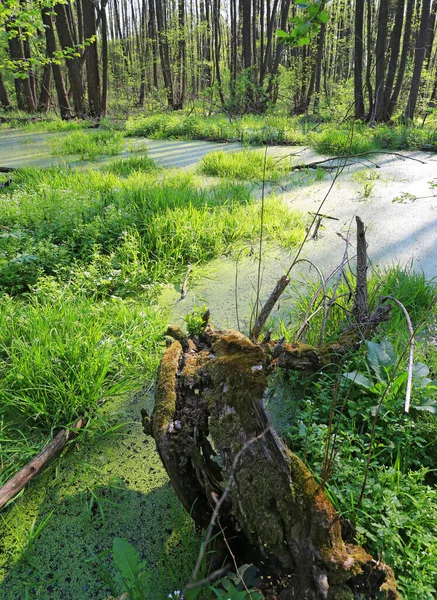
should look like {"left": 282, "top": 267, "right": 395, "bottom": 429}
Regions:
{"left": 125, "top": 112, "right": 437, "bottom": 153}
{"left": 199, "top": 149, "right": 295, "bottom": 181}
{"left": 0, "top": 281, "right": 166, "bottom": 487}
{"left": 0, "top": 168, "right": 306, "bottom": 296}
{"left": 51, "top": 129, "right": 125, "bottom": 160}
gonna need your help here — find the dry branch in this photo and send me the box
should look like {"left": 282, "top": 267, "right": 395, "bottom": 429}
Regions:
{"left": 0, "top": 419, "right": 87, "bottom": 510}
{"left": 251, "top": 274, "right": 289, "bottom": 341}
{"left": 180, "top": 264, "right": 193, "bottom": 300}
{"left": 288, "top": 150, "right": 426, "bottom": 171}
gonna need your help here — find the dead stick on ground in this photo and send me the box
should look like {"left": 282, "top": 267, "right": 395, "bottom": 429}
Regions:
{"left": 353, "top": 216, "right": 368, "bottom": 322}
{"left": 179, "top": 264, "right": 193, "bottom": 300}
{"left": 0, "top": 418, "right": 87, "bottom": 510}
{"left": 0, "top": 166, "right": 16, "bottom": 173}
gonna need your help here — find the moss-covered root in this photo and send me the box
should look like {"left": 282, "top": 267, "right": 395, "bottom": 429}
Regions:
{"left": 149, "top": 328, "right": 400, "bottom": 600}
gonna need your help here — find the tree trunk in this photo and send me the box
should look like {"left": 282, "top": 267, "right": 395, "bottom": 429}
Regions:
{"left": 41, "top": 8, "right": 72, "bottom": 120}
{"left": 38, "top": 64, "right": 52, "bottom": 112}
{"left": 83, "top": 0, "right": 102, "bottom": 117}
{"left": 155, "top": 0, "right": 174, "bottom": 108}
{"left": 147, "top": 329, "right": 400, "bottom": 599}
{"left": 101, "top": 0, "right": 109, "bottom": 115}
{"left": 354, "top": 0, "right": 365, "bottom": 118}
{"left": 55, "top": 2, "right": 86, "bottom": 116}
{"left": 388, "top": 0, "right": 414, "bottom": 118}
{"left": 405, "top": 0, "right": 431, "bottom": 119}
{"left": 0, "top": 72, "right": 12, "bottom": 108}
{"left": 373, "top": 0, "right": 389, "bottom": 121}
{"left": 382, "top": 0, "right": 405, "bottom": 121}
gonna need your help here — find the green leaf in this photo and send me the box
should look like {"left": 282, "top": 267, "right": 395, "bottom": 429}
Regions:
{"left": 319, "top": 9, "right": 329, "bottom": 23}
{"left": 412, "top": 362, "right": 430, "bottom": 379}
{"left": 367, "top": 339, "right": 396, "bottom": 382}
{"left": 297, "top": 36, "right": 311, "bottom": 45}
{"left": 414, "top": 399, "right": 437, "bottom": 414}
{"left": 343, "top": 371, "right": 373, "bottom": 389}
{"left": 276, "top": 29, "right": 289, "bottom": 38}
{"left": 112, "top": 537, "right": 141, "bottom": 588}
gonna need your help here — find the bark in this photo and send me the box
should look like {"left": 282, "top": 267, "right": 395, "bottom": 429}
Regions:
{"left": 83, "top": 0, "right": 101, "bottom": 117}
{"left": 38, "top": 64, "right": 52, "bottom": 112}
{"left": 382, "top": 0, "right": 405, "bottom": 120}
{"left": 101, "top": 0, "right": 109, "bottom": 115}
{"left": 155, "top": 0, "right": 174, "bottom": 108}
{"left": 6, "top": 22, "right": 37, "bottom": 113}
{"left": 405, "top": 0, "right": 431, "bottom": 119}
{"left": 388, "top": 0, "right": 414, "bottom": 117}
{"left": 354, "top": 0, "right": 365, "bottom": 118}
{"left": 373, "top": 0, "right": 389, "bottom": 121}
{"left": 0, "top": 72, "right": 12, "bottom": 108}
{"left": 41, "top": 8, "right": 72, "bottom": 120}
{"left": 213, "top": 0, "right": 225, "bottom": 104}
{"left": 147, "top": 329, "right": 400, "bottom": 599}
{"left": 55, "top": 2, "right": 86, "bottom": 116}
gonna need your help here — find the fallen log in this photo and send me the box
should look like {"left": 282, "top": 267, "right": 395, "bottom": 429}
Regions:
{"left": 0, "top": 419, "right": 87, "bottom": 510}
{"left": 145, "top": 329, "right": 399, "bottom": 599}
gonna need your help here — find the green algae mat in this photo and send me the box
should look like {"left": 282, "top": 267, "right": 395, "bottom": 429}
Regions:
{"left": 0, "top": 391, "right": 197, "bottom": 599}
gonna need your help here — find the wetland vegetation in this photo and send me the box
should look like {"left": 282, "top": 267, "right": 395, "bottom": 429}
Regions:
{"left": 1, "top": 0, "right": 437, "bottom": 598}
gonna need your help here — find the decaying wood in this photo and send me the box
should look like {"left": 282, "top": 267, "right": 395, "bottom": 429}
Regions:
{"left": 0, "top": 419, "right": 86, "bottom": 510}
{"left": 180, "top": 264, "right": 193, "bottom": 300}
{"left": 353, "top": 216, "right": 368, "bottom": 322}
{"left": 0, "top": 166, "right": 15, "bottom": 173}
{"left": 146, "top": 330, "right": 399, "bottom": 599}
{"left": 251, "top": 275, "right": 290, "bottom": 341}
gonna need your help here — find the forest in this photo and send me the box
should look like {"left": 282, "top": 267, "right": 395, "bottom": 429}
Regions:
{"left": 0, "top": 1, "right": 437, "bottom": 600}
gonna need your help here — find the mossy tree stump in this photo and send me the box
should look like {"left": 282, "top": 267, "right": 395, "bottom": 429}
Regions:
{"left": 144, "top": 327, "right": 399, "bottom": 599}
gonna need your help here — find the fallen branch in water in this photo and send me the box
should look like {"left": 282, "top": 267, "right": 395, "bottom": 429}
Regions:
{"left": 0, "top": 418, "right": 87, "bottom": 510}
{"left": 286, "top": 150, "right": 427, "bottom": 171}
{"left": 0, "top": 166, "right": 16, "bottom": 173}
{"left": 179, "top": 264, "right": 193, "bottom": 300}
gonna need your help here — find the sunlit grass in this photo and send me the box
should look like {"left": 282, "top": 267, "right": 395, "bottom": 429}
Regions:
{"left": 51, "top": 129, "right": 125, "bottom": 160}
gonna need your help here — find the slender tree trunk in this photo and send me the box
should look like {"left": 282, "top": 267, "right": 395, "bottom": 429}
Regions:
{"left": 213, "top": 0, "right": 225, "bottom": 104}
{"left": 101, "top": 0, "right": 109, "bottom": 115}
{"left": 38, "top": 64, "right": 52, "bottom": 112}
{"left": 365, "top": 0, "right": 373, "bottom": 114}
{"left": 55, "top": 2, "right": 86, "bottom": 116}
{"left": 388, "top": 0, "right": 414, "bottom": 117}
{"left": 314, "top": 22, "right": 326, "bottom": 111}
{"left": 0, "top": 72, "right": 12, "bottom": 108}
{"left": 6, "top": 22, "right": 37, "bottom": 112}
{"left": 405, "top": 0, "right": 431, "bottom": 119}
{"left": 373, "top": 0, "right": 389, "bottom": 121}
{"left": 266, "top": 0, "right": 291, "bottom": 102}
{"left": 155, "top": 0, "right": 174, "bottom": 108}
{"left": 382, "top": 0, "right": 405, "bottom": 120}
{"left": 41, "top": 8, "right": 72, "bottom": 120}
{"left": 354, "top": 0, "right": 365, "bottom": 118}
{"left": 83, "top": 0, "right": 102, "bottom": 117}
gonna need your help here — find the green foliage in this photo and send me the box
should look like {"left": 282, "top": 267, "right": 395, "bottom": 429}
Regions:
{"left": 271, "top": 267, "right": 437, "bottom": 598}
{"left": 209, "top": 566, "right": 262, "bottom": 600}
{"left": 277, "top": 0, "right": 329, "bottom": 47}
{"left": 51, "top": 130, "right": 125, "bottom": 160}
{"left": 0, "top": 280, "right": 166, "bottom": 485}
{"left": 184, "top": 304, "right": 207, "bottom": 336}
{"left": 0, "top": 167, "right": 305, "bottom": 296}
{"left": 199, "top": 149, "right": 294, "bottom": 182}
{"left": 104, "top": 155, "right": 159, "bottom": 177}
